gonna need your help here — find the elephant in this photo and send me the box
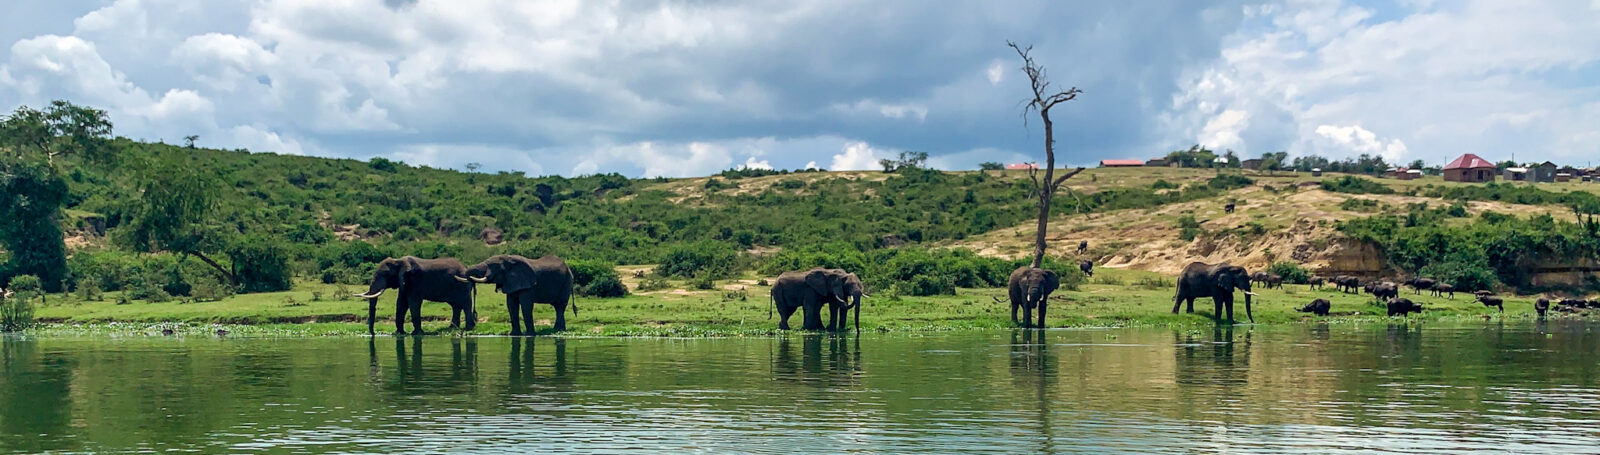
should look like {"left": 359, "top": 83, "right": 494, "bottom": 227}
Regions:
{"left": 1535, "top": 298, "right": 1550, "bottom": 318}
{"left": 1171, "top": 261, "right": 1255, "bottom": 324}
{"left": 1404, "top": 277, "right": 1436, "bottom": 294}
{"left": 1078, "top": 260, "right": 1094, "bottom": 277}
{"left": 827, "top": 271, "right": 867, "bottom": 333}
{"left": 1386, "top": 297, "right": 1423, "bottom": 316}
{"left": 1308, "top": 276, "right": 1325, "bottom": 290}
{"left": 461, "top": 255, "right": 576, "bottom": 335}
{"left": 1250, "top": 271, "right": 1270, "bottom": 286}
{"left": 1475, "top": 294, "right": 1504, "bottom": 312}
{"left": 770, "top": 268, "right": 852, "bottom": 331}
{"left": 1431, "top": 283, "right": 1455, "bottom": 299}
{"left": 1297, "top": 298, "right": 1331, "bottom": 316}
{"left": 353, "top": 256, "right": 477, "bottom": 335}
{"left": 1008, "top": 266, "right": 1061, "bottom": 328}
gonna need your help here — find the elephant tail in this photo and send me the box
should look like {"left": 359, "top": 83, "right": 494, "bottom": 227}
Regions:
{"left": 570, "top": 284, "right": 579, "bottom": 317}
{"left": 768, "top": 294, "right": 774, "bottom": 320}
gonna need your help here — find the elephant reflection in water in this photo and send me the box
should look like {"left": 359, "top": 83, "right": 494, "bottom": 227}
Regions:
{"left": 1007, "top": 329, "right": 1058, "bottom": 452}
{"left": 1175, "top": 326, "right": 1252, "bottom": 388}
{"left": 450, "top": 338, "right": 479, "bottom": 383}
{"left": 772, "top": 335, "right": 861, "bottom": 385}
{"left": 395, "top": 336, "right": 424, "bottom": 387}
{"left": 509, "top": 338, "right": 571, "bottom": 391}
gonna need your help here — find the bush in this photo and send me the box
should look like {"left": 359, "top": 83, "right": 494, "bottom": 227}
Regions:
{"left": 583, "top": 274, "right": 629, "bottom": 298}
{"left": 655, "top": 241, "right": 739, "bottom": 279}
{"left": 1267, "top": 261, "right": 1311, "bottom": 284}
{"left": 1134, "top": 275, "right": 1173, "bottom": 290}
{"left": 0, "top": 288, "right": 34, "bottom": 332}
{"left": 1339, "top": 198, "right": 1383, "bottom": 212}
{"left": 689, "top": 275, "right": 717, "bottom": 290}
{"left": 1176, "top": 215, "right": 1203, "bottom": 241}
{"left": 190, "top": 273, "right": 235, "bottom": 302}
{"left": 7, "top": 274, "right": 42, "bottom": 301}
{"left": 76, "top": 278, "right": 103, "bottom": 301}
{"left": 637, "top": 275, "right": 671, "bottom": 292}
{"left": 1420, "top": 260, "right": 1497, "bottom": 292}
{"left": 1321, "top": 176, "right": 1394, "bottom": 195}
{"left": 568, "top": 260, "right": 618, "bottom": 287}
{"left": 228, "top": 235, "right": 293, "bottom": 293}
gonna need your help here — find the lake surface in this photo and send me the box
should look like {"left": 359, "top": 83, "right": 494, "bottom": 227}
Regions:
{"left": 2, "top": 321, "right": 1598, "bottom": 454}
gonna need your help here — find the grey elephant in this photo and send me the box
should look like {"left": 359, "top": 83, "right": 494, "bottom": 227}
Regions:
{"left": 461, "top": 255, "right": 576, "bottom": 335}
{"left": 828, "top": 271, "right": 867, "bottom": 333}
{"left": 353, "top": 256, "right": 476, "bottom": 335}
{"left": 770, "top": 267, "right": 853, "bottom": 331}
{"left": 1008, "top": 266, "right": 1060, "bottom": 328}
{"left": 1078, "top": 260, "right": 1094, "bottom": 277}
{"left": 1171, "top": 261, "right": 1255, "bottom": 324}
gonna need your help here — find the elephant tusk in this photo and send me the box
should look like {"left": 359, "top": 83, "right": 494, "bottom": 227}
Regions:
{"left": 1243, "top": 291, "right": 1258, "bottom": 296}
{"left": 454, "top": 276, "right": 471, "bottom": 283}
{"left": 470, "top": 276, "right": 490, "bottom": 283}
{"left": 354, "top": 290, "right": 384, "bottom": 298}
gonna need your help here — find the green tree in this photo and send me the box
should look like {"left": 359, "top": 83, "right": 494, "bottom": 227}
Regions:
{"left": 978, "top": 162, "right": 1004, "bottom": 171}
{"left": 0, "top": 101, "right": 113, "bottom": 291}
{"left": 119, "top": 155, "right": 237, "bottom": 285}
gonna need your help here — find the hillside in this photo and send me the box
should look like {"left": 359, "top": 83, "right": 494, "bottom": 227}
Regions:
{"left": 7, "top": 131, "right": 1600, "bottom": 303}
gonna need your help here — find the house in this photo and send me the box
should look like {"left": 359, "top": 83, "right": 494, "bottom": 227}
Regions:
{"left": 1395, "top": 168, "right": 1421, "bottom": 180}
{"left": 1311, "top": 168, "right": 1323, "bottom": 177}
{"left": 1443, "top": 153, "right": 1496, "bottom": 182}
{"left": 1099, "top": 159, "right": 1144, "bottom": 168}
{"left": 1504, "top": 167, "right": 1529, "bottom": 181}
{"left": 1241, "top": 159, "right": 1263, "bottom": 170}
{"left": 1555, "top": 173, "right": 1573, "bottom": 183}
{"left": 1383, "top": 168, "right": 1399, "bottom": 178}
{"left": 1532, "top": 161, "right": 1557, "bottom": 182}
{"left": 1005, "top": 163, "right": 1038, "bottom": 170}
{"left": 1558, "top": 165, "right": 1581, "bottom": 177}
{"left": 1145, "top": 158, "right": 1169, "bottom": 167}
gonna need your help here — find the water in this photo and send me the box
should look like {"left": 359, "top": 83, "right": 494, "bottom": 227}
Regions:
{"left": 2, "top": 321, "right": 1598, "bottom": 454}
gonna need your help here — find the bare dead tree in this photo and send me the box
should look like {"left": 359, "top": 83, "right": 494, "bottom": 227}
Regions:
{"left": 1010, "top": 41, "right": 1086, "bottom": 268}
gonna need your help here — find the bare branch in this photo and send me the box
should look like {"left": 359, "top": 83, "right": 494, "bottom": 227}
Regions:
{"left": 1050, "top": 167, "right": 1085, "bottom": 190}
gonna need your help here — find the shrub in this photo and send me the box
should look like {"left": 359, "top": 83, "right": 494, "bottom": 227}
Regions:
{"left": 689, "top": 275, "right": 717, "bottom": 290}
{"left": 76, "top": 278, "right": 103, "bottom": 301}
{"left": 1134, "top": 275, "right": 1173, "bottom": 290}
{"left": 1207, "top": 174, "right": 1254, "bottom": 190}
{"left": 1176, "top": 215, "right": 1203, "bottom": 241}
{"left": 1321, "top": 176, "right": 1394, "bottom": 195}
{"left": 584, "top": 274, "right": 629, "bottom": 298}
{"left": 1093, "top": 275, "right": 1125, "bottom": 286}
{"left": 0, "top": 288, "right": 34, "bottom": 332}
{"left": 190, "top": 273, "right": 235, "bottom": 302}
{"left": 568, "top": 260, "right": 619, "bottom": 287}
{"left": 637, "top": 276, "right": 671, "bottom": 292}
{"left": 1420, "top": 260, "right": 1497, "bottom": 292}
{"left": 655, "top": 241, "right": 739, "bottom": 279}
{"left": 228, "top": 235, "right": 293, "bottom": 293}
{"left": 1150, "top": 179, "right": 1178, "bottom": 190}
{"left": 1339, "top": 198, "right": 1383, "bottom": 212}
{"left": 7, "top": 274, "right": 42, "bottom": 301}
{"left": 1267, "top": 261, "right": 1311, "bottom": 284}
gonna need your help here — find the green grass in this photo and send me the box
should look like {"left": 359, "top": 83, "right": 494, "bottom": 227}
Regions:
{"left": 27, "top": 268, "right": 1570, "bottom": 337}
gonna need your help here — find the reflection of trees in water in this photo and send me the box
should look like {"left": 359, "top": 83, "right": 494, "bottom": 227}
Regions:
{"left": 771, "top": 335, "right": 861, "bottom": 387}
{"left": 0, "top": 338, "right": 75, "bottom": 453}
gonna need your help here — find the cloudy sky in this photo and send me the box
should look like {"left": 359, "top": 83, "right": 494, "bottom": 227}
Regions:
{"left": 2, "top": 0, "right": 1597, "bottom": 177}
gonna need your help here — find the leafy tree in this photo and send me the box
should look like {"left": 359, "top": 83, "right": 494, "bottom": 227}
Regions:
{"left": 1258, "top": 151, "right": 1289, "bottom": 173}
{"left": 1407, "top": 159, "right": 1426, "bottom": 170}
{"left": 119, "top": 155, "right": 237, "bottom": 285}
{"left": 878, "top": 150, "right": 930, "bottom": 173}
{"left": 0, "top": 101, "right": 113, "bottom": 291}
{"left": 978, "top": 162, "right": 1004, "bottom": 171}
{"left": 183, "top": 135, "right": 198, "bottom": 148}
{"left": 1166, "top": 144, "right": 1217, "bottom": 169}
{"left": 227, "top": 234, "right": 292, "bottom": 293}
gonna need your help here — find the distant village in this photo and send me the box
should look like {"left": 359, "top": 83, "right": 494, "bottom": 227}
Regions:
{"left": 1078, "top": 149, "right": 1597, "bottom": 184}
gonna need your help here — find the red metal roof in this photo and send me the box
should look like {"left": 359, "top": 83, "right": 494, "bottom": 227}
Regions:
{"left": 1004, "top": 163, "right": 1037, "bottom": 170}
{"left": 1443, "top": 153, "right": 1494, "bottom": 170}
{"left": 1099, "top": 159, "right": 1144, "bottom": 167}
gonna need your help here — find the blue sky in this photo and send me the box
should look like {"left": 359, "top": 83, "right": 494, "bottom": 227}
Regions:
{"left": 2, "top": 0, "right": 1597, "bottom": 176}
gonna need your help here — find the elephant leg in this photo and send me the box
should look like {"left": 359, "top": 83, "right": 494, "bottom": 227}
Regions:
{"left": 506, "top": 294, "right": 522, "bottom": 336}
{"left": 1036, "top": 301, "right": 1048, "bottom": 329}
{"left": 1223, "top": 297, "right": 1236, "bottom": 324}
{"left": 450, "top": 305, "right": 462, "bottom": 329}
{"left": 461, "top": 297, "right": 477, "bottom": 331}
{"left": 801, "top": 293, "right": 824, "bottom": 331}
{"left": 1011, "top": 301, "right": 1020, "bottom": 323}
{"left": 393, "top": 296, "right": 408, "bottom": 335}
{"left": 1021, "top": 303, "right": 1034, "bottom": 328}
{"left": 1186, "top": 297, "right": 1196, "bottom": 314}
{"left": 1170, "top": 296, "right": 1182, "bottom": 314}
{"left": 828, "top": 302, "right": 842, "bottom": 332}
{"left": 778, "top": 302, "right": 796, "bottom": 330}
{"left": 519, "top": 297, "right": 536, "bottom": 335}
{"left": 552, "top": 302, "right": 568, "bottom": 332}
{"left": 408, "top": 296, "right": 424, "bottom": 335}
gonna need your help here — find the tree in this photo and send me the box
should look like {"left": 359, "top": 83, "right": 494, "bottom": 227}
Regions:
{"left": 183, "top": 135, "right": 198, "bottom": 148}
{"left": 1222, "top": 149, "right": 1241, "bottom": 168}
{"left": 1258, "top": 151, "right": 1289, "bottom": 173}
{"left": 1496, "top": 160, "right": 1518, "bottom": 172}
{"left": 1408, "top": 159, "right": 1426, "bottom": 170}
{"left": 979, "top": 162, "right": 1004, "bottom": 171}
{"left": 120, "top": 154, "right": 237, "bottom": 285}
{"left": 1009, "top": 41, "right": 1086, "bottom": 268}
{"left": 877, "top": 151, "right": 930, "bottom": 173}
{"left": 0, "top": 101, "right": 113, "bottom": 291}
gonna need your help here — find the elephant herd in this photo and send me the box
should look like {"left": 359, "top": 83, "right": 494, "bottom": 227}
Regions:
{"left": 354, "top": 254, "right": 574, "bottom": 336}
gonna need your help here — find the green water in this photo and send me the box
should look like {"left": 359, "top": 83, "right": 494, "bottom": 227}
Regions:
{"left": 2, "top": 321, "right": 1597, "bottom": 453}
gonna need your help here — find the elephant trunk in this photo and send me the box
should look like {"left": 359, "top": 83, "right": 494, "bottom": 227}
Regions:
{"left": 852, "top": 294, "right": 861, "bottom": 333}
{"left": 1244, "top": 291, "right": 1254, "bottom": 323}
{"left": 366, "top": 298, "right": 378, "bottom": 334}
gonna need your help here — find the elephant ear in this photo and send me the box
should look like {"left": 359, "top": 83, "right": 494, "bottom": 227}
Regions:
{"left": 805, "top": 270, "right": 830, "bottom": 298}
{"left": 1041, "top": 270, "right": 1060, "bottom": 294}
{"left": 499, "top": 258, "right": 537, "bottom": 294}
{"left": 398, "top": 257, "right": 420, "bottom": 289}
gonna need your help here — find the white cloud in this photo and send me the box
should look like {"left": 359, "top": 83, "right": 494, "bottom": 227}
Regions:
{"left": 831, "top": 99, "right": 929, "bottom": 121}
{"left": 830, "top": 141, "right": 888, "bottom": 171}
{"left": 804, "top": 160, "right": 818, "bottom": 170}
{"left": 737, "top": 156, "right": 773, "bottom": 170}
{"left": 1313, "top": 124, "right": 1408, "bottom": 161}
{"left": 986, "top": 60, "right": 1005, "bottom": 85}
{"left": 1199, "top": 109, "right": 1249, "bottom": 151}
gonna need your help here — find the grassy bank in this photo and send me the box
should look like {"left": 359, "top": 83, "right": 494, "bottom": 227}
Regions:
{"left": 24, "top": 268, "right": 1569, "bottom": 337}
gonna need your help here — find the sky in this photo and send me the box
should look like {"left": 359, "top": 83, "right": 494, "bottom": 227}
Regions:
{"left": 1, "top": 0, "right": 1597, "bottom": 177}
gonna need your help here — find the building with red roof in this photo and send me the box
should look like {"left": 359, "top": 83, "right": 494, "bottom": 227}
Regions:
{"left": 1099, "top": 159, "right": 1144, "bottom": 167}
{"left": 1004, "top": 163, "right": 1037, "bottom": 170}
{"left": 1443, "top": 153, "right": 1496, "bottom": 183}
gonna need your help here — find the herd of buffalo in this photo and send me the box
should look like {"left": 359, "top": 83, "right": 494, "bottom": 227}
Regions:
{"left": 349, "top": 250, "right": 1597, "bottom": 335}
